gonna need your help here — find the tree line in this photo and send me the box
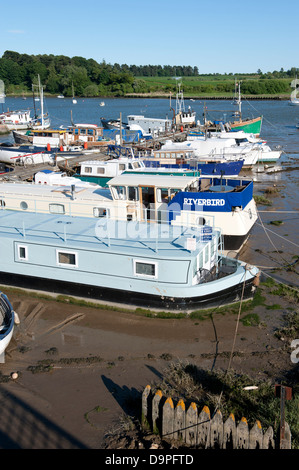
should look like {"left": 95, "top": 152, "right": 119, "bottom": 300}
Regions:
{"left": 0, "top": 50, "right": 297, "bottom": 97}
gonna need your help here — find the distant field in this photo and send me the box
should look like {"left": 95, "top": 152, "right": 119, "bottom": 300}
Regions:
{"left": 130, "top": 76, "right": 293, "bottom": 99}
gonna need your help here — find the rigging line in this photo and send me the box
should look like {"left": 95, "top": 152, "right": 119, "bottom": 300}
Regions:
{"left": 241, "top": 95, "right": 280, "bottom": 130}
{"left": 260, "top": 270, "right": 299, "bottom": 294}
{"left": 256, "top": 211, "right": 299, "bottom": 276}
{"left": 255, "top": 220, "right": 299, "bottom": 249}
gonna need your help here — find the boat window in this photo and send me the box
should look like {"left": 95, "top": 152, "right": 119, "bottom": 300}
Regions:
{"left": 20, "top": 201, "right": 28, "bottom": 210}
{"left": 132, "top": 162, "right": 140, "bottom": 169}
{"left": 93, "top": 207, "right": 109, "bottom": 218}
{"left": 128, "top": 186, "right": 139, "bottom": 201}
{"left": 156, "top": 188, "right": 169, "bottom": 203}
{"left": 196, "top": 217, "right": 206, "bottom": 226}
{"left": 49, "top": 203, "right": 65, "bottom": 214}
{"left": 84, "top": 166, "right": 92, "bottom": 174}
{"left": 87, "top": 129, "right": 94, "bottom": 136}
{"left": 0, "top": 199, "right": 5, "bottom": 208}
{"left": 57, "top": 250, "right": 78, "bottom": 267}
{"left": 97, "top": 167, "right": 105, "bottom": 174}
{"left": 166, "top": 153, "right": 171, "bottom": 159}
{"left": 18, "top": 245, "right": 28, "bottom": 261}
{"left": 114, "top": 186, "right": 126, "bottom": 200}
{"left": 134, "top": 260, "right": 157, "bottom": 279}
{"left": 119, "top": 164, "right": 126, "bottom": 171}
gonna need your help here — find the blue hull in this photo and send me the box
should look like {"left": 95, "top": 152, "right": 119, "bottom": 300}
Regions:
{"left": 142, "top": 160, "right": 244, "bottom": 176}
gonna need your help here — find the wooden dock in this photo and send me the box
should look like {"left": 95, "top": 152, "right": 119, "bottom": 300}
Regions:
{"left": 0, "top": 150, "right": 109, "bottom": 182}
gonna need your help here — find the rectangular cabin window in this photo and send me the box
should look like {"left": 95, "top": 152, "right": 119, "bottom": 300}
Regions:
{"left": 128, "top": 186, "right": 139, "bottom": 201}
{"left": 97, "top": 167, "right": 105, "bottom": 174}
{"left": 18, "top": 245, "right": 28, "bottom": 261}
{"left": 93, "top": 207, "right": 109, "bottom": 218}
{"left": 84, "top": 166, "right": 92, "bottom": 174}
{"left": 0, "top": 199, "right": 5, "bottom": 208}
{"left": 119, "top": 164, "right": 126, "bottom": 171}
{"left": 134, "top": 260, "right": 157, "bottom": 279}
{"left": 49, "top": 203, "right": 65, "bottom": 214}
{"left": 57, "top": 250, "right": 78, "bottom": 267}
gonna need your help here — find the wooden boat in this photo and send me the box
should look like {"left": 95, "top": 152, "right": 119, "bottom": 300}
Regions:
{"left": 0, "top": 210, "right": 260, "bottom": 310}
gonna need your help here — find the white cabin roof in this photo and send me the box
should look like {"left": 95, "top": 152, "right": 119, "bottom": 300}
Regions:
{"left": 108, "top": 174, "right": 198, "bottom": 189}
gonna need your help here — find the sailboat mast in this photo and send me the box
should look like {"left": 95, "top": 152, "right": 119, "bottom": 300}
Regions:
{"left": 37, "top": 75, "right": 44, "bottom": 129}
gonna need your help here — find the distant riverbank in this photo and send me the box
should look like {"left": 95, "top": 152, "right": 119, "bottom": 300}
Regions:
{"left": 4, "top": 92, "right": 290, "bottom": 101}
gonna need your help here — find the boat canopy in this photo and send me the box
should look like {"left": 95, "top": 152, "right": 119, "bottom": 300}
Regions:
{"left": 108, "top": 174, "right": 198, "bottom": 190}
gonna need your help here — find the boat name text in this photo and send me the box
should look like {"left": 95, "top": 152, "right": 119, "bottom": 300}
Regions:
{"left": 183, "top": 197, "right": 225, "bottom": 206}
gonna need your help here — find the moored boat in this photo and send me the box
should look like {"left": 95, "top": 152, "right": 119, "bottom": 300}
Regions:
{"left": 0, "top": 210, "right": 259, "bottom": 310}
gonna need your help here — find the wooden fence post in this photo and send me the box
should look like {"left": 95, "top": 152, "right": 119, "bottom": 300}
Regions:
{"left": 210, "top": 409, "right": 224, "bottom": 449}
{"left": 162, "top": 397, "right": 174, "bottom": 440}
{"left": 174, "top": 399, "right": 186, "bottom": 442}
{"left": 197, "top": 406, "right": 211, "bottom": 448}
{"left": 249, "top": 420, "right": 263, "bottom": 449}
{"left": 141, "top": 384, "right": 151, "bottom": 430}
{"left": 237, "top": 417, "right": 249, "bottom": 449}
{"left": 152, "top": 390, "right": 163, "bottom": 435}
{"left": 223, "top": 413, "right": 237, "bottom": 449}
{"left": 186, "top": 402, "right": 198, "bottom": 447}
{"left": 262, "top": 427, "right": 275, "bottom": 449}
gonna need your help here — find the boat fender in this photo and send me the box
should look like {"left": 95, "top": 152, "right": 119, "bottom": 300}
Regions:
{"left": 84, "top": 142, "right": 88, "bottom": 149}
{"left": 47, "top": 143, "right": 51, "bottom": 151}
{"left": 60, "top": 145, "right": 63, "bottom": 152}
{"left": 253, "top": 271, "right": 261, "bottom": 287}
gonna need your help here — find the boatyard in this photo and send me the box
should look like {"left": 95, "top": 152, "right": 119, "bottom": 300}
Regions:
{"left": 0, "top": 83, "right": 298, "bottom": 450}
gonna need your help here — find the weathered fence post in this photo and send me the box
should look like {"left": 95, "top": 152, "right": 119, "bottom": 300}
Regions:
{"left": 197, "top": 406, "right": 211, "bottom": 448}
{"left": 141, "top": 384, "right": 151, "bottom": 430}
{"left": 210, "top": 409, "right": 224, "bottom": 449}
{"left": 249, "top": 420, "right": 263, "bottom": 449}
{"left": 223, "top": 413, "right": 237, "bottom": 449}
{"left": 173, "top": 399, "right": 186, "bottom": 442}
{"left": 237, "top": 417, "right": 249, "bottom": 449}
{"left": 162, "top": 397, "right": 174, "bottom": 440}
{"left": 186, "top": 402, "right": 198, "bottom": 447}
{"left": 262, "top": 426, "right": 275, "bottom": 449}
{"left": 152, "top": 389, "right": 163, "bottom": 435}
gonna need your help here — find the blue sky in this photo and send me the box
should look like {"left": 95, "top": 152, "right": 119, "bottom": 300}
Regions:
{"left": 1, "top": 0, "right": 298, "bottom": 74}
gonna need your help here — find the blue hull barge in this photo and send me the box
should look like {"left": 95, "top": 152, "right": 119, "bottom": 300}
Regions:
{"left": 0, "top": 211, "right": 260, "bottom": 311}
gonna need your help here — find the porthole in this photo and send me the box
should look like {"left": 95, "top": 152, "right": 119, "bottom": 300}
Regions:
{"left": 20, "top": 201, "right": 28, "bottom": 210}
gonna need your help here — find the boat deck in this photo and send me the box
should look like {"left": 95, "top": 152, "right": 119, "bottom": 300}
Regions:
{"left": 0, "top": 210, "right": 213, "bottom": 259}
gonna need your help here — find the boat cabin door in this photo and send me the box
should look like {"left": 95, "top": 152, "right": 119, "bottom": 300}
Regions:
{"left": 139, "top": 186, "right": 156, "bottom": 221}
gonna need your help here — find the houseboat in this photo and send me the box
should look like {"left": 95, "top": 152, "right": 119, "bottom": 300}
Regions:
{"left": 0, "top": 173, "right": 257, "bottom": 251}
{"left": 0, "top": 210, "right": 259, "bottom": 310}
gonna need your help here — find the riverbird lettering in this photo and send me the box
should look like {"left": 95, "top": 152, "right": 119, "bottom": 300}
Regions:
{"left": 105, "top": 455, "right": 139, "bottom": 467}
{"left": 183, "top": 197, "right": 225, "bottom": 206}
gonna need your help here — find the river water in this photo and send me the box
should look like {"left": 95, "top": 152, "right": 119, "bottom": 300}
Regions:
{"left": 1, "top": 96, "right": 299, "bottom": 286}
